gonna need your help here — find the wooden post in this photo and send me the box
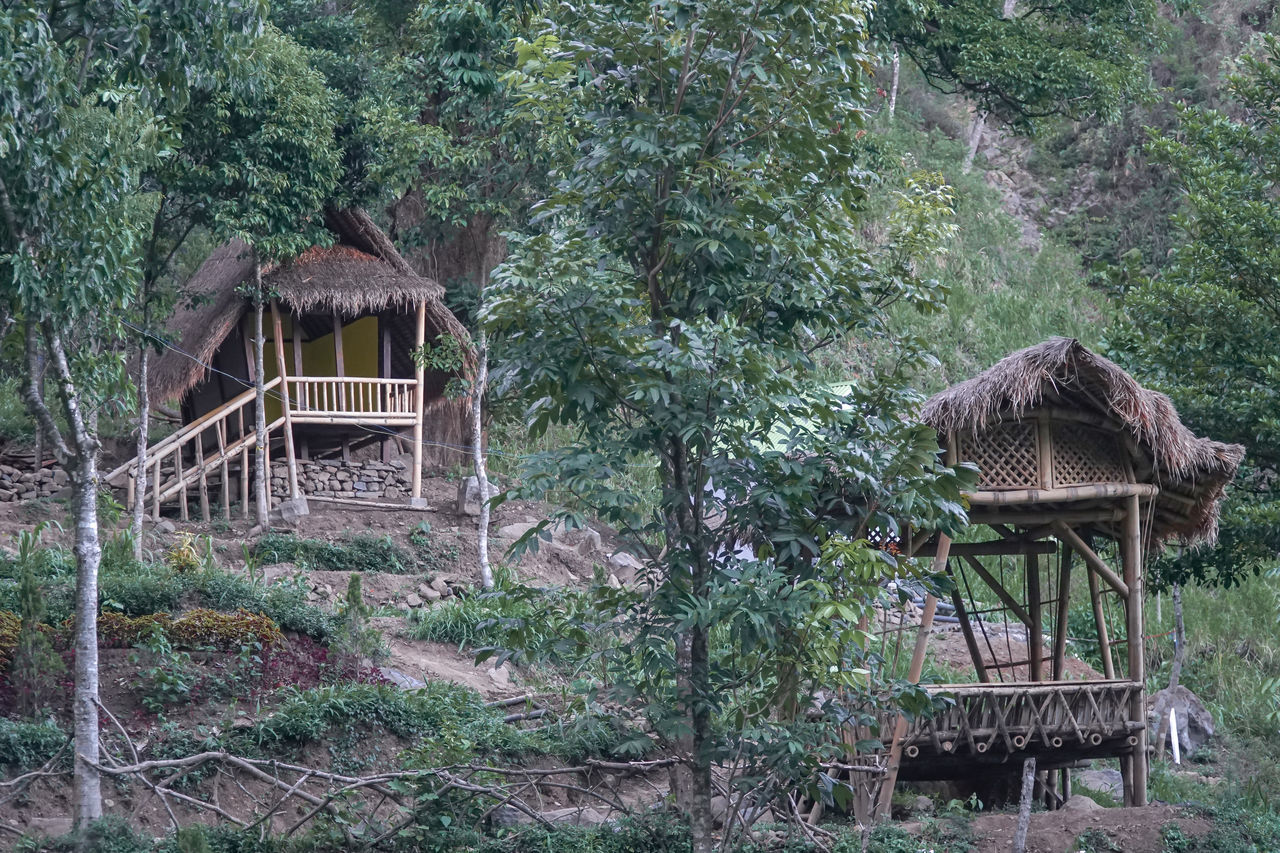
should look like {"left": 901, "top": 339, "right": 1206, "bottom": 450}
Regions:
{"left": 1053, "top": 542, "right": 1073, "bottom": 681}
{"left": 175, "top": 447, "right": 188, "bottom": 522}
{"left": 1086, "top": 559, "right": 1116, "bottom": 679}
{"left": 270, "top": 300, "right": 302, "bottom": 502}
{"left": 1123, "top": 494, "right": 1148, "bottom": 806}
{"left": 877, "top": 534, "right": 951, "bottom": 817}
{"left": 411, "top": 301, "right": 426, "bottom": 504}
{"left": 949, "top": 582, "right": 989, "bottom": 683}
{"left": 151, "top": 457, "right": 161, "bottom": 522}
{"left": 238, "top": 407, "right": 249, "bottom": 518}
{"left": 1013, "top": 757, "right": 1036, "bottom": 853}
{"left": 292, "top": 317, "right": 308, "bottom": 461}
{"left": 1028, "top": 552, "right": 1043, "bottom": 682}
{"left": 381, "top": 319, "right": 393, "bottom": 463}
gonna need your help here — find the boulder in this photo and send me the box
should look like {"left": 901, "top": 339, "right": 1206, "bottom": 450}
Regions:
{"left": 405, "top": 593, "right": 424, "bottom": 608}
{"left": 1061, "top": 795, "right": 1103, "bottom": 812}
{"left": 28, "top": 817, "right": 73, "bottom": 837}
{"left": 498, "top": 522, "right": 538, "bottom": 541}
{"left": 607, "top": 551, "right": 642, "bottom": 572}
{"left": 1149, "top": 685, "right": 1215, "bottom": 755}
{"left": 540, "top": 807, "right": 607, "bottom": 826}
{"left": 576, "top": 527, "right": 604, "bottom": 557}
{"left": 1076, "top": 768, "right": 1123, "bottom": 799}
{"left": 456, "top": 476, "right": 497, "bottom": 517}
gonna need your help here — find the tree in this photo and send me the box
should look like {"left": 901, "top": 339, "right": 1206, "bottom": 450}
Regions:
{"left": 1108, "top": 36, "right": 1280, "bottom": 588}
{"left": 874, "top": 0, "right": 1160, "bottom": 127}
{"left": 490, "top": 3, "right": 972, "bottom": 847}
{"left": 0, "top": 0, "right": 261, "bottom": 824}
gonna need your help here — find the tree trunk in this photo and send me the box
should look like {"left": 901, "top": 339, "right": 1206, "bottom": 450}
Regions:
{"left": 962, "top": 111, "right": 986, "bottom": 174}
{"left": 253, "top": 264, "right": 269, "bottom": 528}
{"left": 1013, "top": 756, "right": 1036, "bottom": 853}
{"left": 888, "top": 46, "right": 900, "bottom": 121}
{"left": 70, "top": 449, "right": 102, "bottom": 826}
{"left": 130, "top": 342, "right": 149, "bottom": 559}
{"left": 473, "top": 275, "right": 493, "bottom": 591}
{"left": 689, "top": 621, "right": 714, "bottom": 853}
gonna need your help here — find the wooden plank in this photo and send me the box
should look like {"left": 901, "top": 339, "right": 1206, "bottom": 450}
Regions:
{"left": 1051, "top": 522, "right": 1129, "bottom": 598}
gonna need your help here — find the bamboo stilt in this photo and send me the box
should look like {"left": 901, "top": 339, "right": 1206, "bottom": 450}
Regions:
{"left": 175, "top": 448, "right": 188, "bottom": 521}
{"left": 217, "top": 420, "right": 230, "bottom": 522}
{"left": 950, "top": 582, "right": 990, "bottom": 683}
{"left": 1053, "top": 542, "right": 1073, "bottom": 681}
{"left": 270, "top": 300, "right": 301, "bottom": 501}
{"left": 877, "top": 534, "right": 951, "bottom": 817}
{"left": 1087, "top": 559, "right": 1116, "bottom": 679}
{"left": 1028, "top": 552, "right": 1043, "bottom": 682}
{"left": 411, "top": 301, "right": 426, "bottom": 502}
{"left": 151, "top": 458, "right": 160, "bottom": 522}
{"left": 1123, "top": 494, "right": 1148, "bottom": 806}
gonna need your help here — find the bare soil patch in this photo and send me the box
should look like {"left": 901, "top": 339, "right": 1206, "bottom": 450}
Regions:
{"left": 967, "top": 804, "right": 1210, "bottom": 853}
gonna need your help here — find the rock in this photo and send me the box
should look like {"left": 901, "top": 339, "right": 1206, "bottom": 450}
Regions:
{"left": 1149, "top": 685, "right": 1215, "bottom": 755}
{"left": 421, "top": 586, "right": 442, "bottom": 602}
{"left": 385, "top": 487, "right": 402, "bottom": 500}
{"left": 497, "top": 521, "right": 537, "bottom": 541}
{"left": 51, "top": 469, "right": 68, "bottom": 486}
{"left": 608, "top": 573, "right": 622, "bottom": 589}
{"left": 911, "top": 795, "right": 935, "bottom": 815}
{"left": 232, "top": 716, "right": 254, "bottom": 729}
{"left": 710, "top": 795, "right": 731, "bottom": 828}
{"left": 430, "top": 576, "right": 451, "bottom": 595}
{"left": 1061, "top": 795, "right": 1103, "bottom": 812}
{"left": 380, "top": 668, "right": 426, "bottom": 690}
{"left": 103, "top": 798, "right": 115, "bottom": 808}
{"left": 576, "top": 527, "right": 603, "bottom": 557}
{"left": 488, "top": 665, "right": 512, "bottom": 687}
{"left": 1076, "top": 768, "right": 1123, "bottom": 798}
{"left": 540, "top": 807, "right": 607, "bottom": 826}
{"left": 28, "top": 817, "right": 73, "bottom": 837}
{"left": 607, "top": 551, "right": 642, "bottom": 572}
{"left": 456, "top": 476, "right": 497, "bottom": 517}
{"left": 491, "top": 805, "right": 524, "bottom": 828}
{"left": 406, "top": 593, "right": 424, "bottom": 608}
{"left": 153, "top": 519, "right": 176, "bottom": 535}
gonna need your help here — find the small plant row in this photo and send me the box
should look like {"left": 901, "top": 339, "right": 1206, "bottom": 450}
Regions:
{"left": 253, "top": 524, "right": 458, "bottom": 576}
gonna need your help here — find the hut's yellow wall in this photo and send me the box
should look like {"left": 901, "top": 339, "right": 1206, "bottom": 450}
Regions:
{"left": 251, "top": 313, "right": 381, "bottom": 422}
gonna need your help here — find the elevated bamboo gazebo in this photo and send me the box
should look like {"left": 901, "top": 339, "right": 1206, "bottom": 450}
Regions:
{"left": 867, "top": 338, "right": 1242, "bottom": 812}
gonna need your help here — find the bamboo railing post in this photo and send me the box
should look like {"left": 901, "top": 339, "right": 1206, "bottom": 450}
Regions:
{"left": 195, "top": 431, "right": 210, "bottom": 523}
{"left": 151, "top": 457, "right": 161, "bottom": 522}
{"left": 217, "top": 421, "right": 230, "bottom": 522}
{"left": 877, "top": 534, "right": 951, "bottom": 817}
{"left": 270, "top": 300, "right": 302, "bottom": 504}
{"left": 411, "top": 301, "right": 426, "bottom": 505}
{"left": 1053, "top": 542, "right": 1073, "bottom": 681}
{"left": 1123, "top": 494, "right": 1148, "bottom": 806}
{"left": 175, "top": 447, "right": 188, "bottom": 522}
{"left": 292, "top": 321, "right": 308, "bottom": 461}
{"left": 1028, "top": 552, "right": 1043, "bottom": 682}
{"left": 239, "top": 408, "right": 249, "bottom": 518}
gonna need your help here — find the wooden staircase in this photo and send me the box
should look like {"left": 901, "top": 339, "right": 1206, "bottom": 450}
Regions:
{"left": 105, "top": 377, "right": 284, "bottom": 522}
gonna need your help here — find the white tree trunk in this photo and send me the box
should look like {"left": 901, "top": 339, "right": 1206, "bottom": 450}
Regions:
{"left": 70, "top": 447, "right": 102, "bottom": 824}
{"left": 130, "top": 342, "right": 149, "bottom": 559}
{"left": 473, "top": 276, "right": 493, "bottom": 591}
{"left": 888, "top": 46, "right": 900, "bottom": 121}
{"left": 253, "top": 264, "right": 269, "bottom": 528}
{"left": 962, "top": 111, "right": 986, "bottom": 174}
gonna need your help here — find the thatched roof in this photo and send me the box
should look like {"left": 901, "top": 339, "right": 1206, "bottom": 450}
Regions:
{"left": 922, "top": 337, "right": 1244, "bottom": 545}
{"left": 149, "top": 208, "right": 472, "bottom": 403}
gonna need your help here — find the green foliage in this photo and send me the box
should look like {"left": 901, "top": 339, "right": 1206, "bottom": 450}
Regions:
{"left": 254, "top": 532, "right": 419, "bottom": 574}
{"left": 192, "top": 569, "right": 337, "bottom": 641}
{"left": 407, "top": 589, "right": 543, "bottom": 649}
{"left": 875, "top": 0, "right": 1159, "bottom": 127}
{"left": 130, "top": 622, "right": 200, "bottom": 713}
{"left": 0, "top": 717, "right": 67, "bottom": 772}
{"left": 9, "top": 566, "right": 64, "bottom": 716}
{"left": 329, "top": 574, "right": 386, "bottom": 678}
{"left": 409, "top": 521, "right": 461, "bottom": 574}
{"left": 16, "top": 815, "right": 152, "bottom": 853}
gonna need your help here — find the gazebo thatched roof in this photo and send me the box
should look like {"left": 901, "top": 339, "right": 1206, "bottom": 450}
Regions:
{"left": 150, "top": 208, "right": 473, "bottom": 403}
{"left": 922, "top": 337, "right": 1244, "bottom": 545}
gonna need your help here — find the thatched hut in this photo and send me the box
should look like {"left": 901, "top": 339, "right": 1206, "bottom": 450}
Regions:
{"left": 864, "top": 338, "right": 1243, "bottom": 813}
{"left": 117, "top": 208, "right": 474, "bottom": 514}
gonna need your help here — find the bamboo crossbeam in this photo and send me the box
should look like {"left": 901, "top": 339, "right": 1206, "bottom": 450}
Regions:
{"left": 968, "top": 508, "right": 1126, "bottom": 527}
{"left": 1051, "top": 522, "right": 1128, "bottom": 598}
{"left": 960, "top": 554, "right": 1032, "bottom": 626}
{"left": 914, "top": 539, "right": 1058, "bottom": 556}
{"left": 967, "top": 483, "right": 1159, "bottom": 506}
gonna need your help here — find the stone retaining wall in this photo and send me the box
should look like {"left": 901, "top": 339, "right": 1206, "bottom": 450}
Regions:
{"left": 270, "top": 458, "right": 411, "bottom": 501}
{"left": 0, "top": 465, "right": 68, "bottom": 501}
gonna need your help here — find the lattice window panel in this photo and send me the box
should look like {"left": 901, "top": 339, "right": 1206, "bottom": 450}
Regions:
{"left": 1051, "top": 422, "right": 1127, "bottom": 486}
{"left": 956, "top": 422, "right": 1039, "bottom": 490}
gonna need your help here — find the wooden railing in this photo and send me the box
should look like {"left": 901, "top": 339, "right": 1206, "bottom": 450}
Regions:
{"left": 286, "top": 376, "right": 418, "bottom": 425}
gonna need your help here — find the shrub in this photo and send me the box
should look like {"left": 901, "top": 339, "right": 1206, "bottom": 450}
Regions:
{"left": 409, "top": 521, "right": 460, "bottom": 574}
{"left": 0, "top": 611, "right": 22, "bottom": 670}
{"left": 193, "top": 569, "right": 336, "bottom": 641}
{"left": 253, "top": 532, "right": 418, "bottom": 574}
{"left": 17, "top": 815, "right": 151, "bottom": 853}
{"left": 98, "top": 611, "right": 172, "bottom": 647}
{"left": 10, "top": 568, "right": 65, "bottom": 715}
{"left": 100, "top": 567, "right": 188, "bottom": 616}
{"left": 169, "top": 608, "right": 283, "bottom": 652}
{"left": 0, "top": 717, "right": 68, "bottom": 771}
{"left": 407, "top": 593, "right": 540, "bottom": 649}
{"left": 328, "top": 575, "right": 386, "bottom": 681}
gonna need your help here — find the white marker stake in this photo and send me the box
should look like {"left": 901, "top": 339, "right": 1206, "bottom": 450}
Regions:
{"left": 1170, "top": 707, "right": 1181, "bottom": 765}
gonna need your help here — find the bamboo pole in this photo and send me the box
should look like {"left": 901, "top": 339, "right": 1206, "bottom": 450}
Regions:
{"left": 969, "top": 508, "right": 1125, "bottom": 527}
{"left": 217, "top": 420, "right": 230, "bottom": 522}
{"left": 961, "top": 554, "right": 1032, "bottom": 626}
{"left": 151, "top": 457, "right": 161, "bottom": 522}
{"left": 1123, "top": 494, "right": 1148, "bottom": 806}
{"left": 1036, "top": 416, "right": 1053, "bottom": 490}
{"left": 949, "top": 583, "right": 989, "bottom": 683}
{"left": 877, "top": 535, "right": 951, "bottom": 817}
{"left": 966, "top": 483, "right": 1158, "bottom": 506}
{"left": 411, "top": 301, "right": 426, "bottom": 503}
{"left": 270, "top": 301, "right": 301, "bottom": 502}
{"left": 1028, "top": 552, "right": 1043, "bottom": 682}
{"left": 1053, "top": 542, "right": 1073, "bottom": 681}
{"left": 292, "top": 318, "right": 308, "bottom": 461}
{"left": 914, "top": 539, "right": 1057, "bottom": 557}
{"left": 239, "top": 408, "right": 249, "bottom": 518}
{"left": 195, "top": 431, "right": 210, "bottom": 524}
{"left": 174, "top": 448, "right": 188, "bottom": 521}
{"left": 1051, "top": 521, "right": 1129, "bottom": 597}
